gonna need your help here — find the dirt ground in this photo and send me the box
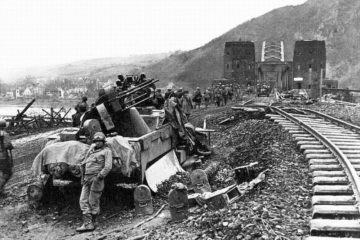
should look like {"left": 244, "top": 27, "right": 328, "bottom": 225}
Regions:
{"left": 0, "top": 99, "right": 313, "bottom": 240}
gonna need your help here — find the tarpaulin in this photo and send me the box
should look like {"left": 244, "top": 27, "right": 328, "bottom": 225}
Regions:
{"left": 31, "top": 136, "right": 139, "bottom": 177}
{"left": 31, "top": 140, "right": 90, "bottom": 176}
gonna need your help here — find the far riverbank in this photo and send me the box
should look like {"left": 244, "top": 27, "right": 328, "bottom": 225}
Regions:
{"left": 0, "top": 97, "right": 96, "bottom": 108}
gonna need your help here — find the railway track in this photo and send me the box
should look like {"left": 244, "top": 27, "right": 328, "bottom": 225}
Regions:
{"left": 267, "top": 107, "right": 360, "bottom": 240}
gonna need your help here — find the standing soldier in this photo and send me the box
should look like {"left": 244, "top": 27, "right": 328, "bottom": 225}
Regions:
{"left": 180, "top": 90, "right": 193, "bottom": 120}
{"left": 214, "top": 87, "right": 222, "bottom": 107}
{"left": 203, "top": 89, "right": 211, "bottom": 109}
{"left": 76, "top": 132, "right": 112, "bottom": 232}
{"left": 221, "top": 86, "right": 228, "bottom": 106}
{"left": 0, "top": 119, "right": 13, "bottom": 195}
{"left": 192, "top": 87, "right": 202, "bottom": 109}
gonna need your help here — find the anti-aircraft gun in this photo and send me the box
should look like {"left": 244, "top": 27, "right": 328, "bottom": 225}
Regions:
{"left": 80, "top": 78, "right": 159, "bottom": 136}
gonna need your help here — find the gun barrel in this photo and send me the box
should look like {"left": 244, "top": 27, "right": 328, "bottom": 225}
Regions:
{"left": 124, "top": 95, "right": 153, "bottom": 110}
{"left": 123, "top": 92, "right": 148, "bottom": 105}
{"left": 120, "top": 79, "right": 159, "bottom": 97}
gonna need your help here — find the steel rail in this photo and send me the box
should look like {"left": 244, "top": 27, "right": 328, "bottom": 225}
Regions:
{"left": 271, "top": 106, "right": 360, "bottom": 211}
{"left": 303, "top": 108, "right": 360, "bottom": 133}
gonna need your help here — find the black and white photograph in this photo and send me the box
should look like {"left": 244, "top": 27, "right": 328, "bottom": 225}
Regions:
{"left": 1, "top": 0, "right": 360, "bottom": 239}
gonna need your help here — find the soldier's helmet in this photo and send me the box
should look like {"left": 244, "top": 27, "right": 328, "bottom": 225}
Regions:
{"left": 117, "top": 74, "right": 125, "bottom": 81}
{"left": 0, "top": 119, "right": 6, "bottom": 129}
{"left": 93, "top": 132, "right": 106, "bottom": 142}
{"left": 78, "top": 102, "right": 88, "bottom": 112}
{"left": 139, "top": 73, "right": 146, "bottom": 79}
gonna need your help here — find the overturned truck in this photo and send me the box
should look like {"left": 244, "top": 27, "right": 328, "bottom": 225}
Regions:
{"left": 27, "top": 78, "right": 210, "bottom": 203}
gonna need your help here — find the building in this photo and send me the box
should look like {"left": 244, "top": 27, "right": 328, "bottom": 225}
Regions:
{"left": 292, "top": 40, "right": 326, "bottom": 98}
{"left": 223, "top": 41, "right": 256, "bottom": 87}
{"left": 23, "top": 87, "right": 33, "bottom": 97}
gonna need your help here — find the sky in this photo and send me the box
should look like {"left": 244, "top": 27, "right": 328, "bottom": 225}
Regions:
{"left": 0, "top": 0, "right": 307, "bottom": 80}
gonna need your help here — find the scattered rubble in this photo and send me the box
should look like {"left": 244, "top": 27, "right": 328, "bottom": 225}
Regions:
{"left": 0, "top": 104, "right": 312, "bottom": 239}
{"left": 306, "top": 102, "right": 360, "bottom": 125}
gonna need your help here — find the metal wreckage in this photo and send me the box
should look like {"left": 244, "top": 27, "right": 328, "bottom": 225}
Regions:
{"left": 26, "top": 76, "right": 266, "bottom": 220}
{"left": 27, "top": 77, "right": 210, "bottom": 201}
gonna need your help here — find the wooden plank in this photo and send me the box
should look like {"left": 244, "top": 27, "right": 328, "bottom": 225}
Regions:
{"left": 337, "top": 145, "right": 360, "bottom": 149}
{"left": 312, "top": 195, "right": 355, "bottom": 205}
{"left": 331, "top": 139, "right": 360, "bottom": 143}
{"left": 325, "top": 135, "right": 360, "bottom": 139}
{"left": 312, "top": 171, "right": 345, "bottom": 177}
{"left": 310, "top": 159, "right": 360, "bottom": 165}
{"left": 312, "top": 176, "right": 348, "bottom": 185}
{"left": 309, "top": 159, "right": 337, "bottom": 165}
{"left": 310, "top": 219, "right": 360, "bottom": 232}
{"left": 297, "top": 141, "right": 321, "bottom": 145}
{"left": 300, "top": 145, "right": 325, "bottom": 150}
{"left": 310, "top": 164, "right": 341, "bottom": 171}
{"left": 293, "top": 134, "right": 312, "bottom": 138}
{"left": 304, "top": 149, "right": 330, "bottom": 154}
{"left": 313, "top": 185, "right": 352, "bottom": 194}
{"left": 307, "top": 236, "right": 360, "bottom": 240}
{"left": 306, "top": 154, "right": 334, "bottom": 159}
{"left": 312, "top": 205, "right": 359, "bottom": 217}
{"left": 288, "top": 130, "right": 306, "bottom": 134}
{"left": 295, "top": 137, "right": 317, "bottom": 141}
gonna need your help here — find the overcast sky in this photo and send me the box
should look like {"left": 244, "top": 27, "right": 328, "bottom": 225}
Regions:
{"left": 0, "top": 0, "right": 307, "bottom": 80}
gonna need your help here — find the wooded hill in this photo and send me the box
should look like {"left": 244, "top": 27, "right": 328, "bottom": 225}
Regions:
{"left": 144, "top": 0, "right": 360, "bottom": 89}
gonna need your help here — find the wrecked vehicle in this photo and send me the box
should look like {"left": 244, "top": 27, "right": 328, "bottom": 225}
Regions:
{"left": 256, "top": 83, "right": 271, "bottom": 97}
{"left": 27, "top": 77, "right": 211, "bottom": 204}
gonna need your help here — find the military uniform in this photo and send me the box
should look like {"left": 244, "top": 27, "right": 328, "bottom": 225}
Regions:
{"left": 77, "top": 133, "right": 112, "bottom": 232}
{"left": 0, "top": 130, "right": 13, "bottom": 193}
{"left": 80, "top": 144, "right": 112, "bottom": 215}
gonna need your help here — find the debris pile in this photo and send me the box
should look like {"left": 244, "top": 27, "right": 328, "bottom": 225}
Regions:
{"left": 306, "top": 102, "right": 360, "bottom": 125}
{"left": 146, "top": 117, "right": 311, "bottom": 240}
{"left": 156, "top": 172, "right": 191, "bottom": 199}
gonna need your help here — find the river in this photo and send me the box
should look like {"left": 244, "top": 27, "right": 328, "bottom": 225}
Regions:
{"left": 0, "top": 105, "right": 76, "bottom": 118}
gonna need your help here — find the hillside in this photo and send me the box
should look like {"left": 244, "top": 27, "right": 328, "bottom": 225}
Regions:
{"left": 8, "top": 52, "right": 175, "bottom": 82}
{"left": 144, "top": 0, "right": 360, "bottom": 89}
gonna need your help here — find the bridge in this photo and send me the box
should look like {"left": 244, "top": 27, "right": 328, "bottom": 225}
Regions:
{"left": 256, "top": 41, "right": 292, "bottom": 90}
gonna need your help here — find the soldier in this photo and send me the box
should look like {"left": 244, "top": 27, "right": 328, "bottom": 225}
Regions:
{"left": 164, "top": 88, "right": 173, "bottom": 100}
{"left": 80, "top": 96, "right": 89, "bottom": 111}
{"left": 214, "top": 87, "right": 222, "bottom": 107}
{"left": 192, "top": 87, "right": 202, "bottom": 109}
{"left": 116, "top": 74, "right": 128, "bottom": 91}
{"left": 76, "top": 132, "right": 112, "bottom": 232}
{"left": 72, "top": 103, "right": 88, "bottom": 127}
{"left": 203, "top": 89, "right": 211, "bottom": 109}
{"left": 221, "top": 86, "right": 228, "bottom": 106}
{"left": 0, "top": 119, "right": 13, "bottom": 195}
{"left": 137, "top": 73, "right": 147, "bottom": 85}
{"left": 180, "top": 90, "right": 193, "bottom": 120}
{"left": 152, "top": 89, "right": 165, "bottom": 109}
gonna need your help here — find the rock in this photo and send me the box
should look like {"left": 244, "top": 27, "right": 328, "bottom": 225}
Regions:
{"left": 261, "top": 233, "right": 269, "bottom": 240}
{"left": 296, "top": 229, "right": 304, "bottom": 236}
{"left": 222, "top": 222, "right": 228, "bottom": 227}
{"left": 245, "top": 235, "right": 252, "bottom": 240}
